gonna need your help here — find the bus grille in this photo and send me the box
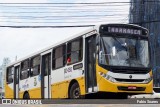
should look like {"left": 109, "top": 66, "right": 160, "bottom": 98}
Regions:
{"left": 115, "top": 78, "right": 144, "bottom": 82}
{"left": 111, "top": 68, "right": 150, "bottom": 74}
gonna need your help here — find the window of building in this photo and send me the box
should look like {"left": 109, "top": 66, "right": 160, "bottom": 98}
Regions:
{"left": 67, "top": 38, "right": 83, "bottom": 64}
{"left": 30, "top": 55, "right": 40, "bottom": 77}
{"left": 52, "top": 45, "right": 66, "bottom": 69}
{"left": 6, "top": 67, "right": 13, "bottom": 84}
{"left": 20, "top": 59, "right": 29, "bottom": 80}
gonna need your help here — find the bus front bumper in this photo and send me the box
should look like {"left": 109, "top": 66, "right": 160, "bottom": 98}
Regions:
{"left": 98, "top": 76, "right": 153, "bottom": 94}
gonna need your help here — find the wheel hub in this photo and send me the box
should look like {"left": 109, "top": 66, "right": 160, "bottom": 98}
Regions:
{"left": 73, "top": 88, "right": 80, "bottom": 98}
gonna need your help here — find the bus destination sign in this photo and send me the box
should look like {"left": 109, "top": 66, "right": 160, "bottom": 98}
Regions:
{"left": 107, "top": 27, "right": 142, "bottom": 35}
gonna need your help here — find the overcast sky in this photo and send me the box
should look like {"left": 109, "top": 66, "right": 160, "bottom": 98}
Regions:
{"left": 0, "top": 0, "right": 129, "bottom": 64}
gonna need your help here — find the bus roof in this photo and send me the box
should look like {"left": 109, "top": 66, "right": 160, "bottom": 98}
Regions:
{"left": 7, "top": 26, "right": 95, "bottom": 67}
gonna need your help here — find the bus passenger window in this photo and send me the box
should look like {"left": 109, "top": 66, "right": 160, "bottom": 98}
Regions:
{"left": 67, "top": 38, "right": 83, "bottom": 64}
{"left": 6, "top": 67, "right": 13, "bottom": 84}
{"left": 52, "top": 44, "right": 66, "bottom": 69}
{"left": 30, "top": 55, "right": 40, "bottom": 77}
{"left": 20, "top": 59, "right": 29, "bottom": 80}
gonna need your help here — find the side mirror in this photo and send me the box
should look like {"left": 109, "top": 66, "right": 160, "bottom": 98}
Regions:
{"left": 96, "top": 46, "right": 99, "bottom": 54}
{"left": 96, "top": 36, "right": 99, "bottom": 45}
{"left": 112, "top": 46, "right": 116, "bottom": 57}
{"left": 99, "top": 51, "right": 103, "bottom": 63}
{"left": 11, "top": 75, "right": 14, "bottom": 79}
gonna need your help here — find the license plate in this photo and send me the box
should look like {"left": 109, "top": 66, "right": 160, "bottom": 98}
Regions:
{"left": 128, "top": 86, "right": 137, "bottom": 90}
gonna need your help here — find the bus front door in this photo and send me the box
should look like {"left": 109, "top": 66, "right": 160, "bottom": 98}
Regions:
{"left": 41, "top": 53, "right": 51, "bottom": 99}
{"left": 14, "top": 65, "right": 20, "bottom": 99}
{"left": 85, "top": 35, "right": 97, "bottom": 93}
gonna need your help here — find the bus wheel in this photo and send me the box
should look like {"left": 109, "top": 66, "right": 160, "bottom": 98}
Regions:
{"left": 69, "top": 82, "right": 81, "bottom": 99}
{"left": 24, "top": 92, "right": 30, "bottom": 99}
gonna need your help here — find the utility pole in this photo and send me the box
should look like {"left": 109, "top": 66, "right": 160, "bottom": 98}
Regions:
{"left": 15, "top": 56, "right": 17, "bottom": 61}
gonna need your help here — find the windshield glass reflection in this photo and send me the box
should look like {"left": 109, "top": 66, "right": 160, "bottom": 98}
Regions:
{"left": 99, "top": 36, "right": 149, "bottom": 67}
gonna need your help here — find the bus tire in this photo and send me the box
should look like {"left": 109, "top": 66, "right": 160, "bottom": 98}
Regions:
{"left": 23, "top": 92, "right": 30, "bottom": 99}
{"left": 69, "top": 82, "right": 81, "bottom": 99}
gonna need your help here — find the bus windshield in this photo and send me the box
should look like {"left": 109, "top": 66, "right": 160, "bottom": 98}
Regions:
{"left": 99, "top": 35, "right": 150, "bottom": 68}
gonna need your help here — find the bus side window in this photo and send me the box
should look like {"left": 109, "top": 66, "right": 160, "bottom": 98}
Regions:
{"left": 20, "top": 59, "right": 29, "bottom": 80}
{"left": 6, "top": 67, "right": 13, "bottom": 84}
{"left": 67, "top": 38, "right": 83, "bottom": 64}
{"left": 30, "top": 55, "right": 40, "bottom": 77}
{"left": 52, "top": 44, "right": 66, "bottom": 69}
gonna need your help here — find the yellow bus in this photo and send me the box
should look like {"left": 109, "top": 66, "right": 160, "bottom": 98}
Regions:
{"left": 5, "top": 24, "right": 153, "bottom": 99}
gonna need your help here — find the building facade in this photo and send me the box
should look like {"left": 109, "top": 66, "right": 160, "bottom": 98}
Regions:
{"left": 130, "top": 0, "right": 160, "bottom": 87}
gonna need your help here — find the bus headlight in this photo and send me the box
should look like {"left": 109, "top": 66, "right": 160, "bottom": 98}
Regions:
{"left": 144, "top": 76, "right": 152, "bottom": 83}
{"left": 99, "top": 72, "right": 116, "bottom": 83}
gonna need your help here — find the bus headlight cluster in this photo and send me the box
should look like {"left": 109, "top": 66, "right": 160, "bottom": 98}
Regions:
{"left": 99, "top": 72, "right": 116, "bottom": 83}
{"left": 143, "top": 76, "right": 152, "bottom": 83}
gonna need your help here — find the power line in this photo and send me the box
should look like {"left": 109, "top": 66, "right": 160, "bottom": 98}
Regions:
{"left": 0, "top": 16, "right": 123, "bottom": 20}
{"left": 0, "top": 10, "right": 127, "bottom": 14}
{"left": 0, "top": 4, "right": 129, "bottom": 11}
{"left": 130, "top": 20, "right": 160, "bottom": 24}
{"left": 0, "top": 12, "right": 128, "bottom": 24}
{"left": 0, "top": 2, "right": 131, "bottom": 4}
{"left": 0, "top": 5, "right": 130, "bottom": 9}
{"left": 0, "top": 1, "right": 159, "bottom": 4}
{"left": 0, "top": 14, "right": 128, "bottom": 18}
{"left": 1, "top": 19, "right": 160, "bottom": 28}
{"left": 0, "top": 25, "right": 95, "bottom": 28}
{"left": 0, "top": 2, "right": 130, "bottom": 26}
{"left": 0, "top": 18, "right": 124, "bottom": 23}
{"left": 0, "top": 4, "right": 130, "bottom": 7}
{"left": 0, "top": 8, "right": 128, "bottom": 11}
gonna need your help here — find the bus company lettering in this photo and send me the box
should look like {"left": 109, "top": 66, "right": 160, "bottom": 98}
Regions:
{"left": 64, "top": 67, "right": 72, "bottom": 74}
{"left": 22, "top": 79, "right": 29, "bottom": 90}
{"left": 34, "top": 77, "right": 37, "bottom": 86}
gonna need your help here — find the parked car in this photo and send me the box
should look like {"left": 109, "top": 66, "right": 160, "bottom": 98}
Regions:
{"left": 130, "top": 91, "right": 160, "bottom": 99}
